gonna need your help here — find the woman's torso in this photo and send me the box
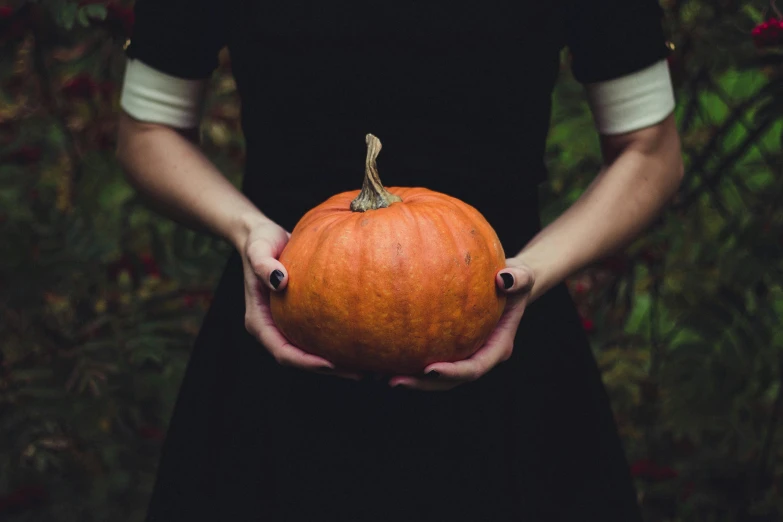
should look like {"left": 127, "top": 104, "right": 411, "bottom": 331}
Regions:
{"left": 224, "top": 0, "right": 566, "bottom": 250}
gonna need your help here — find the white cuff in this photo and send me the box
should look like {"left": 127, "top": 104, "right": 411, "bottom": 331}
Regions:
{"left": 585, "top": 60, "right": 676, "bottom": 135}
{"left": 120, "top": 59, "right": 207, "bottom": 129}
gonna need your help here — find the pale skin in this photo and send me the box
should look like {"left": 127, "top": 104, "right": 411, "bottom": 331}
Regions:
{"left": 116, "top": 110, "right": 684, "bottom": 391}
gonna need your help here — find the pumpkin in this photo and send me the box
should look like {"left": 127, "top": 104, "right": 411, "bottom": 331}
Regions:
{"left": 269, "top": 134, "right": 506, "bottom": 374}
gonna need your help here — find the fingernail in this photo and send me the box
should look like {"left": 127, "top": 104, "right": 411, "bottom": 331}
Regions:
{"left": 270, "top": 269, "right": 284, "bottom": 289}
{"left": 500, "top": 272, "right": 514, "bottom": 289}
{"left": 426, "top": 370, "right": 440, "bottom": 378}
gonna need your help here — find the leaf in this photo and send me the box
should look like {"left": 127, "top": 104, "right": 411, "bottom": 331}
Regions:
{"left": 668, "top": 327, "right": 703, "bottom": 349}
{"left": 744, "top": 168, "right": 774, "bottom": 191}
{"left": 77, "top": 7, "right": 90, "bottom": 27}
{"left": 624, "top": 294, "right": 651, "bottom": 336}
{"left": 81, "top": 3, "right": 107, "bottom": 21}
{"left": 741, "top": 4, "right": 764, "bottom": 24}
{"left": 698, "top": 91, "right": 730, "bottom": 125}
{"left": 58, "top": 1, "right": 78, "bottom": 30}
{"left": 717, "top": 68, "right": 767, "bottom": 102}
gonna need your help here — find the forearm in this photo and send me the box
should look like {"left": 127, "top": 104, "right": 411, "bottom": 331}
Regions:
{"left": 115, "top": 111, "right": 269, "bottom": 250}
{"left": 517, "top": 114, "right": 684, "bottom": 302}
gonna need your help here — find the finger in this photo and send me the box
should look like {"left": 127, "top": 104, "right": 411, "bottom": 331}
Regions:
{"left": 254, "top": 317, "right": 362, "bottom": 379}
{"left": 271, "top": 343, "right": 362, "bottom": 380}
{"left": 427, "top": 339, "right": 512, "bottom": 382}
{"left": 244, "top": 284, "right": 326, "bottom": 368}
{"left": 496, "top": 265, "right": 534, "bottom": 294}
{"left": 247, "top": 317, "right": 327, "bottom": 370}
{"left": 392, "top": 273, "right": 530, "bottom": 391}
{"left": 249, "top": 254, "right": 289, "bottom": 292}
{"left": 258, "top": 327, "right": 361, "bottom": 380}
{"left": 388, "top": 342, "right": 507, "bottom": 390}
{"left": 246, "top": 292, "right": 362, "bottom": 379}
{"left": 426, "top": 302, "right": 523, "bottom": 376}
{"left": 395, "top": 301, "right": 525, "bottom": 390}
{"left": 255, "top": 320, "right": 332, "bottom": 370}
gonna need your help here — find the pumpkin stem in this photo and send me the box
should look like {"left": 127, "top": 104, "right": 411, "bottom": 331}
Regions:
{"left": 350, "top": 134, "right": 403, "bottom": 212}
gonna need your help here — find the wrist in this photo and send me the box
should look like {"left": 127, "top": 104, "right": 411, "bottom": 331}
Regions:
{"left": 512, "top": 250, "right": 567, "bottom": 303}
{"left": 229, "top": 210, "right": 274, "bottom": 252}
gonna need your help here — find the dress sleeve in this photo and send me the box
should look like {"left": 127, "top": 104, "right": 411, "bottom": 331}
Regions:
{"left": 120, "top": 0, "right": 229, "bottom": 128}
{"left": 565, "top": 0, "right": 676, "bottom": 135}
{"left": 124, "top": 0, "right": 229, "bottom": 80}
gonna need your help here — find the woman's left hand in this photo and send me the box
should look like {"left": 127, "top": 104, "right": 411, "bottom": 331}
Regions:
{"left": 388, "top": 258, "right": 536, "bottom": 391}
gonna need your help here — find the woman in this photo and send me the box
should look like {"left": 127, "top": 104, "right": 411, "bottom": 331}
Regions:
{"left": 116, "top": 0, "right": 684, "bottom": 520}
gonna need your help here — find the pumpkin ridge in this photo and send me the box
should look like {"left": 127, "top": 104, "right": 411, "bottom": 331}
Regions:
{"left": 439, "top": 204, "right": 474, "bottom": 335}
{"left": 426, "top": 206, "right": 462, "bottom": 353}
{"left": 450, "top": 203, "right": 496, "bottom": 350}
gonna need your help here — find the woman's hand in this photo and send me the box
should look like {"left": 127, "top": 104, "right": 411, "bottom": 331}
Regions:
{"left": 240, "top": 219, "right": 361, "bottom": 380}
{"left": 388, "top": 258, "right": 536, "bottom": 391}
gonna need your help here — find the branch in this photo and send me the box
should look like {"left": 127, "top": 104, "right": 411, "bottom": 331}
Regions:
{"left": 675, "top": 114, "right": 777, "bottom": 209}
{"left": 709, "top": 75, "right": 779, "bottom": 172}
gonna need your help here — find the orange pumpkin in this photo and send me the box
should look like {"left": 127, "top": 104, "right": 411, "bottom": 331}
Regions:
{"left": 270, "top": 134, "right": 506, "bottom": 374}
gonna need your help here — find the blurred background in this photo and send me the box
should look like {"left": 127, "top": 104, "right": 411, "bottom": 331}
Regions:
{"left": 0, "top": 0, "right": 781, "bottom": 520}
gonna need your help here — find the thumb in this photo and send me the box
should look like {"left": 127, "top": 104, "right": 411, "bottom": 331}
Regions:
{"left": 496, "top": 264, "right": 535, "bottom": 294}
{"left": 250, "top": 256, "right": 289, "bottom": 292}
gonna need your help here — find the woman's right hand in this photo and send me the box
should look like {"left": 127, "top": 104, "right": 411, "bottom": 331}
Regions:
{"left": 239, "top": 218, "right": 361, "bottom": 380}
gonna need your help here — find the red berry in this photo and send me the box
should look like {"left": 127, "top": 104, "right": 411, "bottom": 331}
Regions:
{"left": 580, "top": 317, "right": 595, "bottom": 333}
{"left": 630, "top": 458, "right": 656, "bottom": 478}
{"left": 140, "top": 253, "right": 161, "bottom": 277}
{"left": 629, "top": 458, "right": 679, "bottom": 481}
{"left": 655, "top": 466, "right": 679, "bottom": 480}
{"left": 62, "top": 74, "right": 98, "bottom": 98}
{"left": 752, "top": 19, "right": 783, "bottom": 48}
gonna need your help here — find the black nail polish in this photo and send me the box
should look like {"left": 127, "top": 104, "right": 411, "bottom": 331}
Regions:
{"left": 426, "top": 370, "right": 440, "bottom": 378}
{"left": 500, "top": 273, "right": 514, "bottom": 289}
{"left": 270, "top": 269, "right": 284, "bottom": 289}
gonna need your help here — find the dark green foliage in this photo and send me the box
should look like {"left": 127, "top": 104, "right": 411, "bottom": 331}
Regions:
{"left": 547, "top": 1, "right": 783, "bottom": 519}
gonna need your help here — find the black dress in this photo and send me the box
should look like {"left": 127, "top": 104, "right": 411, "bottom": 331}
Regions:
{"left": 127, "top": 0, "right": 670, "bottom": 520}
